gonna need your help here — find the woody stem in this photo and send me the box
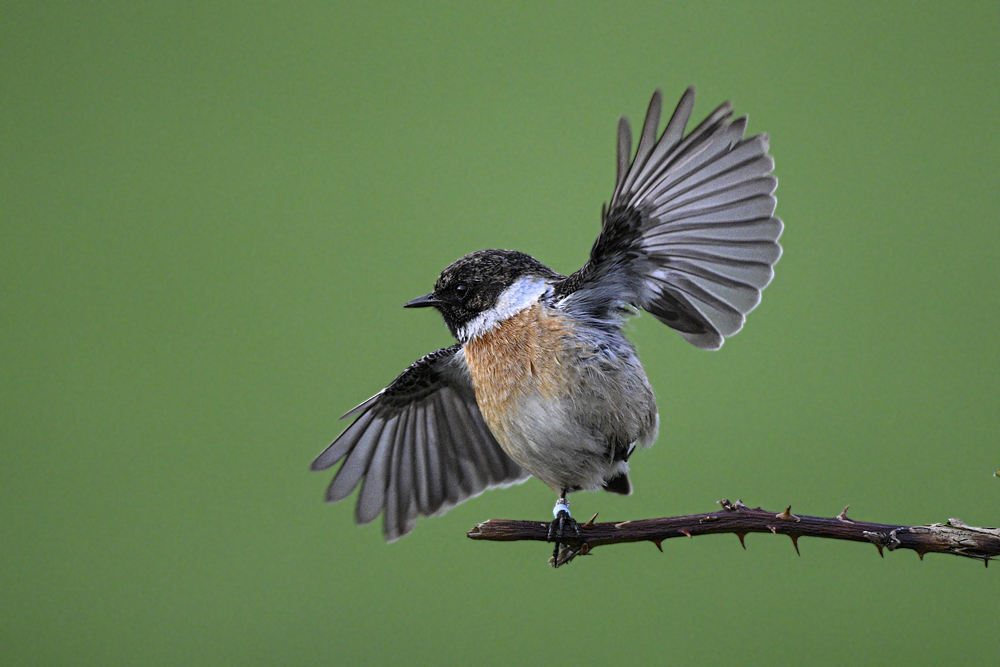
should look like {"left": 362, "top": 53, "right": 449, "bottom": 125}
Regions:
{"left": 467, "top": 499, "right": 1000, "bottom": 566}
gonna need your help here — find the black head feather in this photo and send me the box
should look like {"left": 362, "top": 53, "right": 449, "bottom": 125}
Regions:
{"left": 413, "top": 249, "right": 560, "bottom": 339}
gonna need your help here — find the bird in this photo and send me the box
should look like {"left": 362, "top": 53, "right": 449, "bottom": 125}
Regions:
{"left": 311, "top": 87, "right": 783, "bottom": 563}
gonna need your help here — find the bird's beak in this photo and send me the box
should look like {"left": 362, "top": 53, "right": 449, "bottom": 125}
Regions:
{"left": 403, "top": 293, "right": 440, "bottom": 308}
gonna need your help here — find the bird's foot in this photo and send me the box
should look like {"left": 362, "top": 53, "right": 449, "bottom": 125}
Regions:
{"left": 547, "top": 499, "right": 580, "bottom": 568}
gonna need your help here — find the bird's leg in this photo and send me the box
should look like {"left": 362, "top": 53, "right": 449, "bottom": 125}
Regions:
{"left": 546, "top": 490, "right": 580, "bottom": 567}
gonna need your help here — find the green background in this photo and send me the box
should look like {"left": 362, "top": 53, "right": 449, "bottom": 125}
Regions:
{"left": 3, "top": 2, "right": 998, "bottom": 665}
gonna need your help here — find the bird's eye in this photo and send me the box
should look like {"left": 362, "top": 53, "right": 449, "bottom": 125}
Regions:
{"left": 454, "top": 284, "right": 470, "bottom": 300}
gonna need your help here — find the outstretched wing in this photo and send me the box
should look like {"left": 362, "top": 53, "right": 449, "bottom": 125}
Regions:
{"left": 311, "top": 345, "right": 528, "bottom": 541}
{"left": 557, "top": 88, "right": 783, "bottom": 350}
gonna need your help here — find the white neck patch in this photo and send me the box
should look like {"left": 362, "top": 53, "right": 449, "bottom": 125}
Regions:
{"left": 458, "top": 275, "right": 551, "bottom": 342}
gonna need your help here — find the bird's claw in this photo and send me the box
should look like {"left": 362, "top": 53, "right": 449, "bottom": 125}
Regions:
{"left": 547, "top": 509, "right": 580, "bottom": 567}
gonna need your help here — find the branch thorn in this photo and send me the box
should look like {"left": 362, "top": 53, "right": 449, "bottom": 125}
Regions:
{"left": 583, "top": 513, "right": 598, "bottom": 528}
{"left": 776, "top": 505, "right": 800, "bottom": 522}
{"left": 864, "top": 530, "right": 895, "bottom": 558}
{"left": 679, "top": 528, "right": 692, "bottom": 538}
{"left": 652, "top": 540, "right": 663, "bottom": 552}
{"left": 836, "top": 505, "right": 852, "bottom": 523}
{"left": 736, "top": 532, "right": 747, "bottom": 550}
{"left": 790, "top": 533, "right": 801, "bottom": 556}
{"left": 768, "top": 525, "right": 777, "bottom": 535}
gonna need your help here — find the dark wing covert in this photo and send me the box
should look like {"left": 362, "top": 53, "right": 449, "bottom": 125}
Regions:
{"left": 311, "top": 345, "right": 528, "bottom": 541}
{"left": 557, "top": 87, "right": 783, "bottom": 350}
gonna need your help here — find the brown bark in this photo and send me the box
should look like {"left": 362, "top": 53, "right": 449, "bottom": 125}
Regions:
{"left": 467, "top": 499, "right": 1000, "bottom": 568}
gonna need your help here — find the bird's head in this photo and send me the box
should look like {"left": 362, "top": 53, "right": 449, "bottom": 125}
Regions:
{"left": 404, "top": 249, "right": 560, "bottom": 343}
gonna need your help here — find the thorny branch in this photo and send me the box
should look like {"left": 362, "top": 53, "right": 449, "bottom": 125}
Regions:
{"left": 467, "top": 500, "right": 1000, "bottom": 568}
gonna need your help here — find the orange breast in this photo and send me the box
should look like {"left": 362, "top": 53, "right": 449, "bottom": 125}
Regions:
{"left": 463, "top": 304, "right": 570, "bottom": 439}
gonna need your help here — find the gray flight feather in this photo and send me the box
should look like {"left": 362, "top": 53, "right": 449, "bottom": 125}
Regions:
{"left": 558, "top": 87, "right": 782, "bottom": 349}
{"left": 310, "top": 345, "right": 530, "bottom": 541}
{"left": 355, "top": 416, "right": 397, "bottom": 525}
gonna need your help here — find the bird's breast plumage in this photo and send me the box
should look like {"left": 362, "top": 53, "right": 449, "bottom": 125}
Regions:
{"left": 463, "top": 302, "right": 657, "bottom": 492}
{"left": 463, "top": 303, "right": 572, "bottom": 435}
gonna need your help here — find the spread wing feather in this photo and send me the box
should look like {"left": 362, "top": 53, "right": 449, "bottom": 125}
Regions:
{"left": 559, "top": 87, "right": 783, "bottom": 350}
{"left": 311, "top": 345, "right": 528, "bottom": 541}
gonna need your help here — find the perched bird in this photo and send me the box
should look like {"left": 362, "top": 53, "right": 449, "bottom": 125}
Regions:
{"left": 312, "top": 88, "right": 783, "bottom": 561}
